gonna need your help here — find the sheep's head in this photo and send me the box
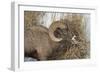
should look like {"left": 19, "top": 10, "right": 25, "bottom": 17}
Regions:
{"left": 49, "top": 20, "right": 74, "bottom": 42}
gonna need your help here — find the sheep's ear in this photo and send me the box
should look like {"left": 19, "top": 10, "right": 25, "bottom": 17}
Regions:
{"left": 54, "top": 28, "right": 63, "bottom": 38}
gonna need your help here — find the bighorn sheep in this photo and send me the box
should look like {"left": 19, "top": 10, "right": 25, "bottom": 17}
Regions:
{"left": 24, "top": 20, "right": 74, "bottom": 60}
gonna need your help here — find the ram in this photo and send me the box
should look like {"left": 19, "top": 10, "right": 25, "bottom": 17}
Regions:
{"left": 24, "top": 20, "right": 75, "bottom": 60}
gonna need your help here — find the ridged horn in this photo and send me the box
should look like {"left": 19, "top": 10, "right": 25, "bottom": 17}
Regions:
{"left": 49, "top": 21, "right": 66, "bottom": 42}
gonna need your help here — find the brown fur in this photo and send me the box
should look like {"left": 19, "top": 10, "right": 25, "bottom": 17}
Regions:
{"left": 24, "top": 25, "right": 61, "bottom": 60}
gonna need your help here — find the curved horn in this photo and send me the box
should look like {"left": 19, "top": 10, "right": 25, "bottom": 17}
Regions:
{"left": 49, "top": 21, "right": 66, "bottom": 42}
